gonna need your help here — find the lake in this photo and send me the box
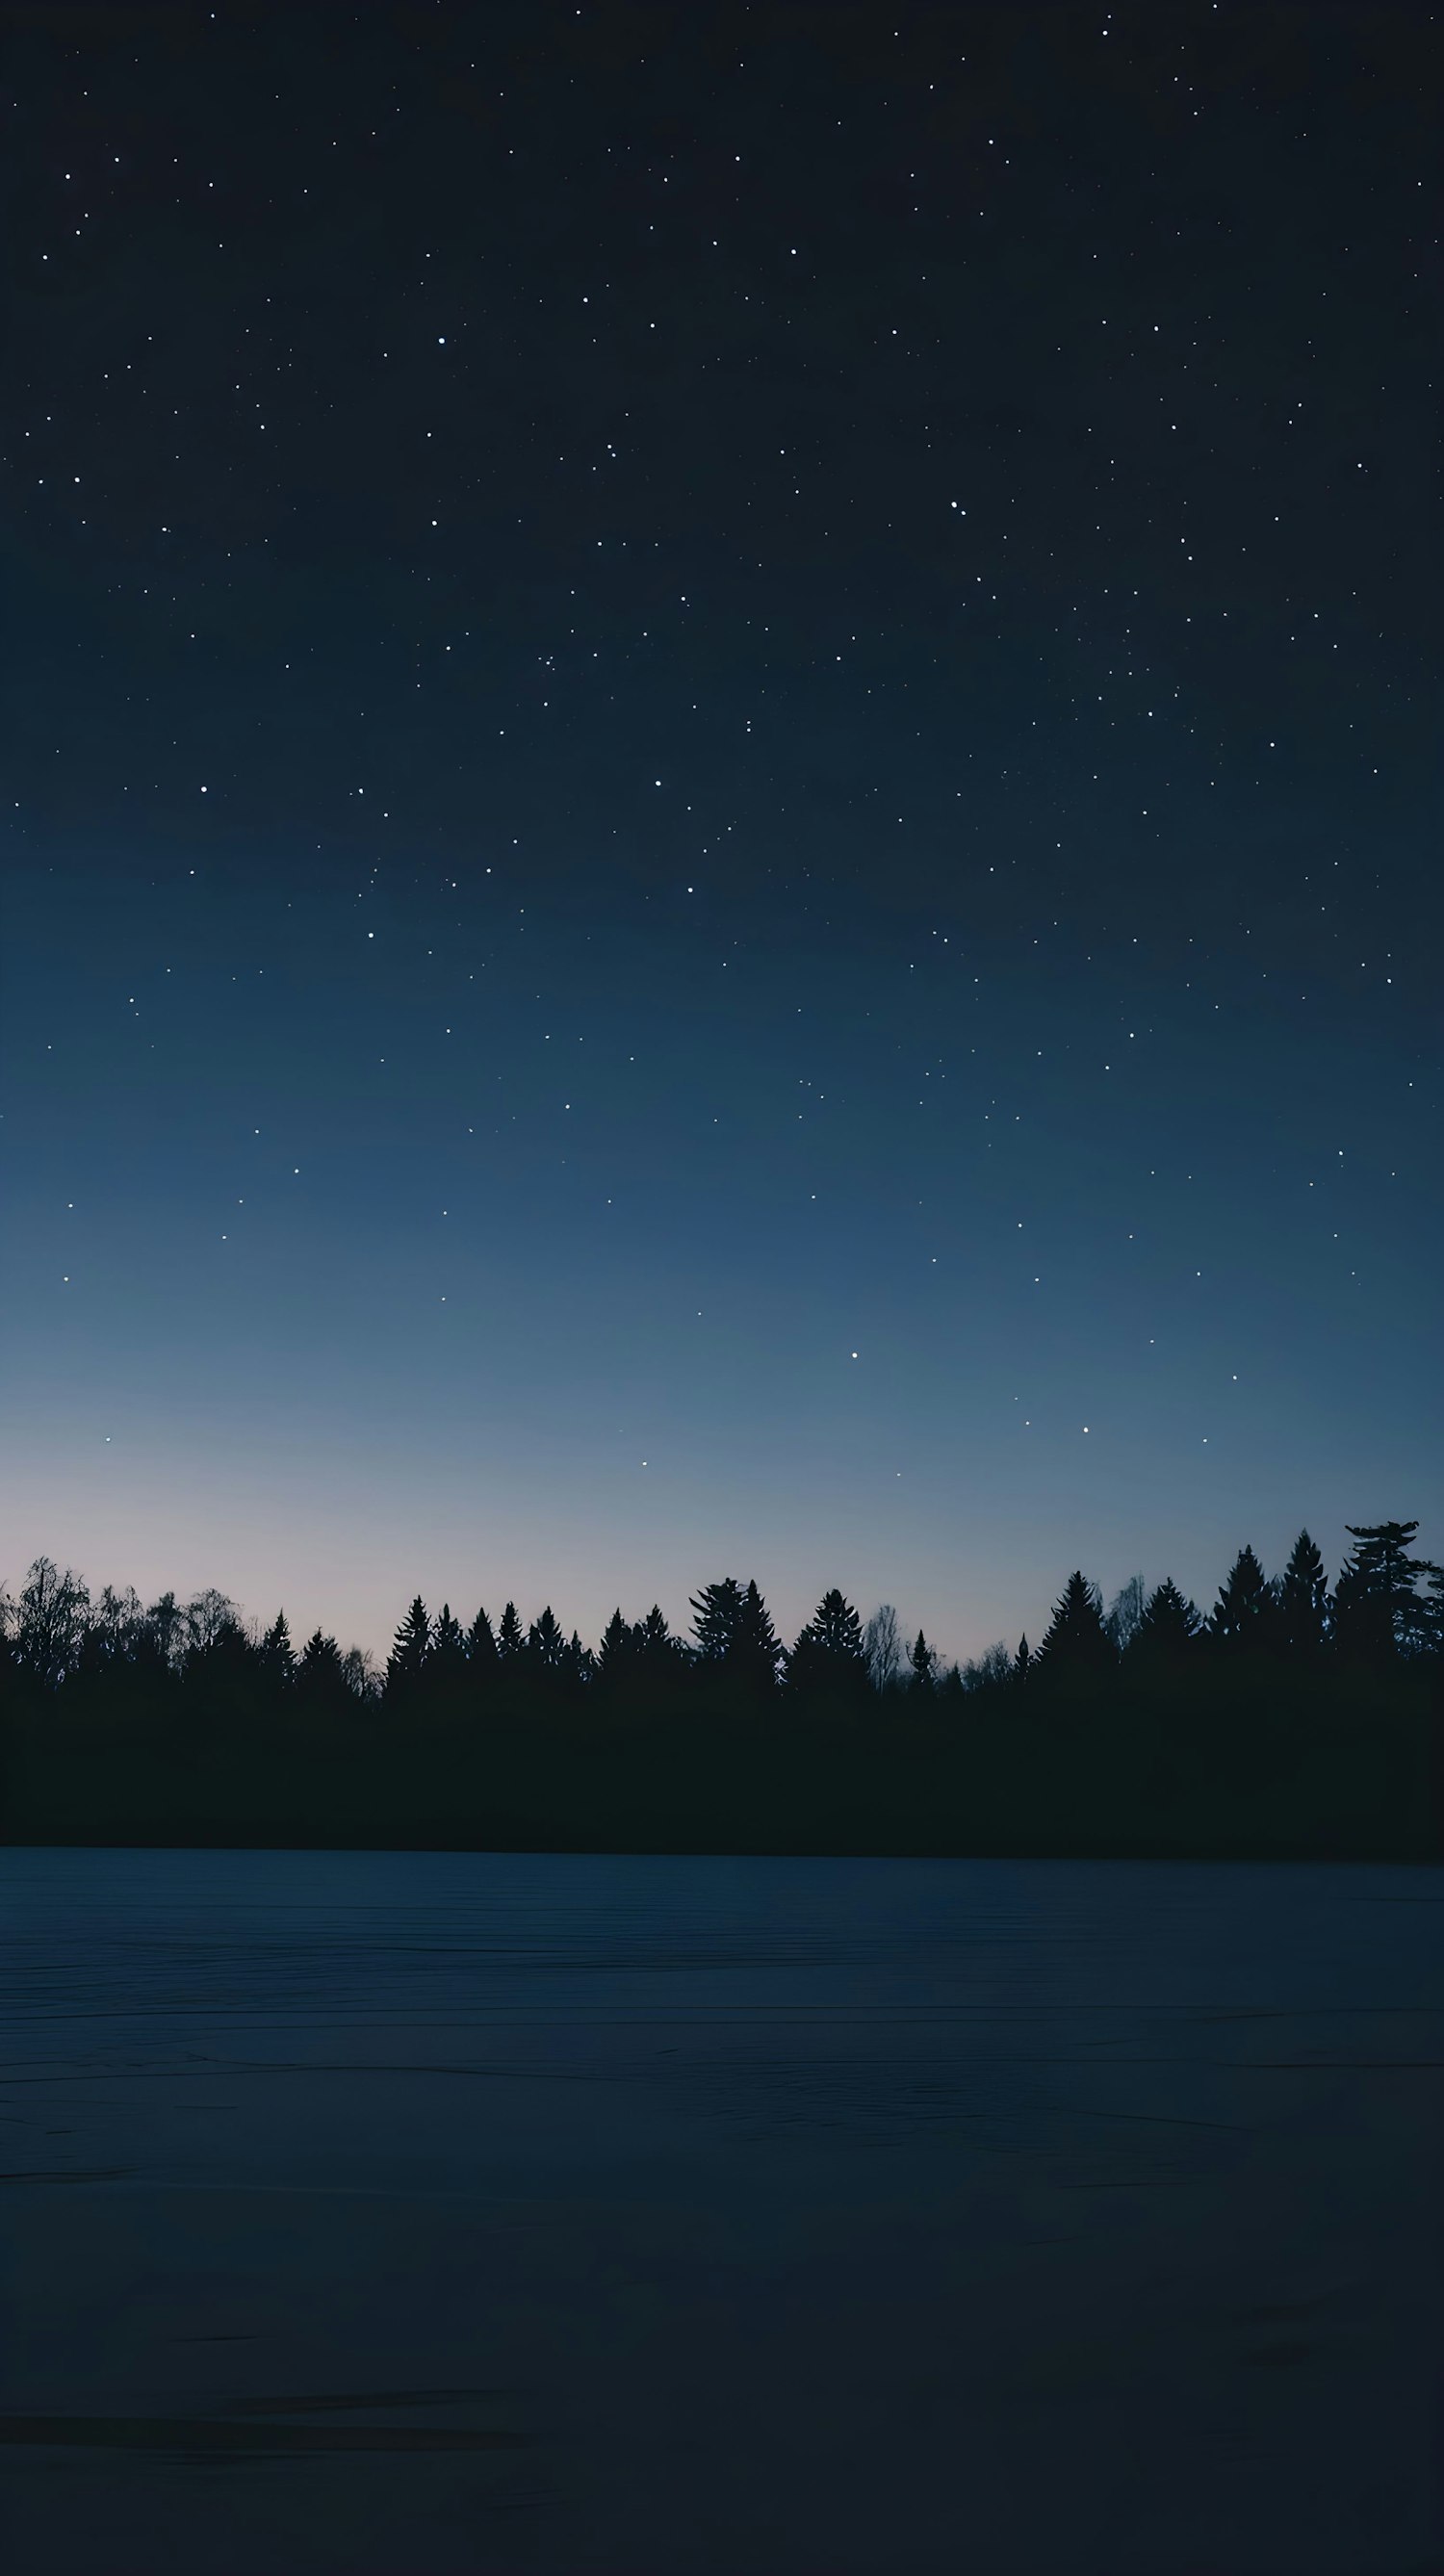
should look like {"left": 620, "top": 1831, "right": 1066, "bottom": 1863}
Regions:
{"left": 1, "top": 1847, "right": 1440, "bottom": 2573}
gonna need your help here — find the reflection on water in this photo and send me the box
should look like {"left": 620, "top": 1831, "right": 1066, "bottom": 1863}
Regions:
{"left": 1, "top": 1848, "right": 1440, "bottom": 2572}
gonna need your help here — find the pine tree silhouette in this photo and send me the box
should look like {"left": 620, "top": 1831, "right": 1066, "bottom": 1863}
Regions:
{"left": 1333, "top": 1522, "right": 1436, "bottom": 1662}
{"left": 787, "top": 1589, "right": 868, "bottom": 1697}
{"left": 595, "top": 1609, "right": 634, "bottom": 1688}
{"left": 386, "top": 1597, "right": 430, "bottom": 1697}
{"left": 732, "top": 1580, "right": 784, "bottom": 1691}
{"left": 527, "top": 1607, "right": 565, "bottom": 1670}
{"left": 633, "top": 1606, "right": 685, "bottom": 1683}
{"left": 465, "top": 1607, "right": 500, "bottom": 1672}
{"left": 1036, "top": 1572, "right": 1115, "bottom": 1674}
{"left": 689, "top": 1578, "right": 745, "bottom": 1662}
{"left": 1134, "top": 1578, "right": 1203, "bottom": 1662}
{"left": 813, "top": 1590, "right": 866, "bottom": 1660}
{"left": 909, "top": 1630, "right": 937, "bottom": 1691}
{"left": 429, "top": 1605, "right": 465, "bottom": 1657}
{"left": 1210, "top": 1545, "right": 1274, "bottom": 1647}
{"left": 1014, "top": 1634, "right": 1032, "bottom": 1682}
{"left": 297, "top": 1628, "right": 348, "bottom": 1709}
{"left": 426, "top": 1606, "right": 468, "bottom": 1703}
{"left": 1103, "top": 1576, "right": 1147, "bottom": 1655}
{"left": 636, "top": 1605, "right": 679, "bottom": 1661}
{"left": 1276, "top": 1531, "right": 1329, "bottom": 1658}
{"left": 496, "top": 1602, "right": 524, "bottom": 1661}
{"left": 259, "top": 1612, "right": 296, "bottom": 1686}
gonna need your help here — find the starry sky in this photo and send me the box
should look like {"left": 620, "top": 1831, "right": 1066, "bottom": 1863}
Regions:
{"left": 3, "top": 3, "right": 1438, "bottom": 1665}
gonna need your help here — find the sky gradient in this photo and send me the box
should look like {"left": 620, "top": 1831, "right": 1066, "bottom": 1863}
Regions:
{"left": 3, "top": 4, "right": 1437, "bottom": 1664}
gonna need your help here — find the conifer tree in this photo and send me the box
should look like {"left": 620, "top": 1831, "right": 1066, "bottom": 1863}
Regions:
{"left": 427, "top": 1605, "right": 468, "bottom": 1688}
{"left": 636, "top": 1604, "right": 676, "bottom": 1658}
{"left": 1134, "top": 1578, "right": 1203, "bottom": 1662}
{"left": 1276, "top": 1531, "right": 1329, "bottom": 1658}
{"left": 527, "top": 1607, "right": 565, "bottom": 1670}
{"left": 386, "top": 1596, "right": 430, "bottom": 1696}
{"left": 496, "top": 1602, "right": 524, "bottom": 1661}
{"left": 1333, "top": 1522, "right": 1435, "bottom": 1662}
{"left": 813, "top": 1588, "right": 866, "bottom": 1661}
{"left": 1014, "top": 1634, "right": 1032, "bottom": 1682}
{"left": 1210, "top": 1545, "right": 1274, "bottom": 1647}
{"left": 1103, "top": 1576, "right": 1147, "bottom": 1655}
{"left": 595, "top": 1609, "right": 634, "bottom": 1688}
{"left": 1036, "top": 1572, "right": 1115, "bottom": 1675}
{"left": 465, "top": 1607, "right": 500, "bottom": 1672}
{"left": 787, "top": 1589, "right": 868, "bottom": 1696}
{"left": 635, "top": 1605, "right": 686, "bottom": 1678}
{"left": 732, "top": 1580, "right": 784, "bottom": 1691}
{"left": 689, "top": 1577, "right": 745, "bottom": 1662}
{"left": 259, "top": 1611, "right": 296, "bottom": 1687}
{"left": 909, "top": 1630, "right": 937, "bottom": 1691}
{"left": 297, "top": 1628, "right": 348, "bottom": 1708}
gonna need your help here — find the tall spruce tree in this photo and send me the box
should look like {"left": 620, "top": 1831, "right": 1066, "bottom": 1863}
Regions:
{"left": 689, "top": 1577, "right": 745, "bottom": 1662}
{"left": 258, "top": 1611, "right": 296, "bottom": 1687}
{"left": 496, "top": 1602, "right": 524, "bottom": 1662}
{"left": 732, "top": 1580, "right": 784, "bottom": 1691}
{"left": 1333, "top": 1522, "right": 1434, "bottom": 1662}
{"left": 465, "top": 1607, "right": 500, "bottom": 1673}
{"left": 297, "top": 1628, "right": 348, "bottom": 1710}
{"left": 426, "top": 1606, "right": 468, "bottom": 1703}
{"left": 1036, "top": 1572, "right": 1115, "bottom": 1675}
{"left": 386, "top": 1597, "right": 430, "bottom": 1697}
{"left": 1276, "top": 1531, "right": 1329, "bottom": 1658}
{"left": 595, "top": 1609, "right": 635, "bottom": 1688}
{"left": 635, "top": 1605, "right": 686, "bottom": 1677}
{"left": 1104, "top": 1576, "right": 1147, "bottom": 1655}
{"left": 1133, "top": 1579, "right": 1203, "bottom": 1662}
{"left": 910, "top": 1630, "right": 938, "bottom": 1691}
{"left": 786, "top": 1589, "right": 868, "bottom": 1697}
{"left": 1210, "top": 1545, "right": 1274, "bottom": 1648}
{"left": 527, "top": 1607, "right": 566, "bottom": 1671}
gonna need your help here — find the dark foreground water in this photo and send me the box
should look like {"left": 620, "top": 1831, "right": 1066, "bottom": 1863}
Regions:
{"left": 1, "top": 1850, "right": 1440, "bottom": 2575}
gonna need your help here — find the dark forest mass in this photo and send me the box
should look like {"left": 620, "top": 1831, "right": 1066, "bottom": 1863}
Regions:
{"left": 5, "top": 1522, "right": 1438, "bottom": 1858}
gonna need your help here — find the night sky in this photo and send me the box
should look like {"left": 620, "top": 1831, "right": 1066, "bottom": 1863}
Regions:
{"left": 4, "top": 3, "right": 1437, "bottom": 1667}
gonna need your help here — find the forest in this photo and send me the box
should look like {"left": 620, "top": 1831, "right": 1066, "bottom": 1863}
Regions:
{"left": 2, "top": 1522, "right": 1439, "bottom": 1860}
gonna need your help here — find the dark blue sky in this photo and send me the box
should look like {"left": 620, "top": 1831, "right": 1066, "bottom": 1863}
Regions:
{"left": 3, "top": 4, "right": 1437, "bottom": 1662}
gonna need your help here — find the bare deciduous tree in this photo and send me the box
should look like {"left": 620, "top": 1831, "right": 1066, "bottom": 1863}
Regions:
{"left": 864, "top": 1604, "right": 902, "bottom": 1692}
{"left": 15, "top": 1558, "right": 90, "bottom": 1687}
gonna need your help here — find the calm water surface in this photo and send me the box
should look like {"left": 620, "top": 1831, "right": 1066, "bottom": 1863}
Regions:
{"left": 1, "top": 1848, "right": 1440, "bottom": 2573}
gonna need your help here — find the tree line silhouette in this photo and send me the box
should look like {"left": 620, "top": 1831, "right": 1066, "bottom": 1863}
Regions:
{"left": 2, "top": 1523, "right": 1438, "bottom": 1858}
{"left": 4, "top": 1521, "right": 1439, "bottom": 1715}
